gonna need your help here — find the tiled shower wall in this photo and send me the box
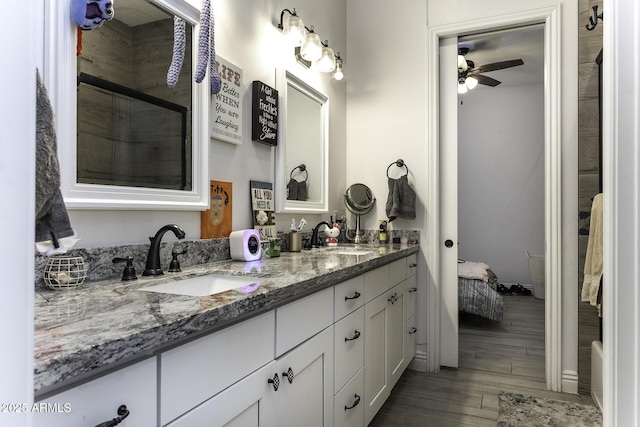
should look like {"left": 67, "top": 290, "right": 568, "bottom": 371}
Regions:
{"left": 577, "top": 0, "right": 603, "bottom": 395}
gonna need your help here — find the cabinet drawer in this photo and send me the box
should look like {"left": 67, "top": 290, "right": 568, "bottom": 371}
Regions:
{"left": 407, "top": 253, "right": 418, "bottom": 277}
{"left": 334, "top": 307, "right": 364, "bottom": 393}
{"left": 276, "top": 287, "right": 333, "bottom": 357}
{"left": 334, "top": 367, "right": 364, "bottom": 427}
{"left": 34, "top": 357, "right": 157, "bottom": 427}
{"left": 160, "top": 311, "right": 275, "bottom": 425}
{"left": 334, "top": 274, "right": 365, "bottom": 321}
{"left": 364, "top": 264, "right": 389, "bottom": 302}
{"left": 389, "top": 258, "right": 407, "bottom": 286}
{"left": 406, "top": 275, "right": 417, "bottom": 320}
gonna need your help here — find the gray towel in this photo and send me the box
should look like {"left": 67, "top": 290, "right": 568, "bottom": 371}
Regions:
{"left": 35, "top": 70, "right": 74, "bottom": 247}
{"left": 385, "top": 175, "right": 416, "bottom": 222}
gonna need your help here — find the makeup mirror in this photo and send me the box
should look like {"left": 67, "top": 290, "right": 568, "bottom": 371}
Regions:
{"left": 47, "top": 0, "right": 209, "bottom": 209}
{"left": 344, "top": 183, "right": 376, "bottom": 243}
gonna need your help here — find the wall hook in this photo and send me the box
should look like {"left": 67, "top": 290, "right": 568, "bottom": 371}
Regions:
{"left": 586, "top": 5, "right": 603, "bottom": 31}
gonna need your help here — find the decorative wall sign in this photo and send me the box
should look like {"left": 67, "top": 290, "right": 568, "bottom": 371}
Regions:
{"left": 201, "top": 180, "right": 232, "bottom": 238}
{"left": 211, "top": 57, "right": 243, "bottom": 145}
{"left": 251, "top": 80, "right": 279, "bottom": 146}
{"left": 250, "top": 180, "right": 276, "bottom": 240}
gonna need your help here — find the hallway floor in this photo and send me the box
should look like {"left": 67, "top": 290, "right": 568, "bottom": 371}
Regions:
{"left": 370, "top": 295, "right": 596, "bottom": 426}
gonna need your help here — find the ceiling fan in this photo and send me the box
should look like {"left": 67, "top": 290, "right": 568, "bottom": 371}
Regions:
{"left": 457, "top": 47, "right": 524, "bottom": 94}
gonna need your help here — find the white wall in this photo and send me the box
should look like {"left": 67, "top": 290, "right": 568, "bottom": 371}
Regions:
{"left": 347, "top": 0, "right": 429, "bottom": 364}
{"left": 458, "top": 84, "right": 545, "bottom": 284}
{"left": 65, "top": 0, "right": 347, "bottom": 247}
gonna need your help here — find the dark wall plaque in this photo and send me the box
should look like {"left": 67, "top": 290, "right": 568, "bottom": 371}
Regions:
{"left": 251, "top": 80, "right": 279, "bottom": 146}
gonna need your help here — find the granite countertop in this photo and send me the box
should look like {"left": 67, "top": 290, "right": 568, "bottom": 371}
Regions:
{"left": 34, "top": 243, "right": 418, "bottom": 395}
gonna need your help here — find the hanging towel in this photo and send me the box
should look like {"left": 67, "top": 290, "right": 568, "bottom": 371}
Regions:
{"left": 35, "top": 70, "right": 78, "bottom": 255}
{"left": 385, "top": 175, "right": 416, "bottom": 222}
{"left": 581, "top": 193, "right": 603, "bottom": 315}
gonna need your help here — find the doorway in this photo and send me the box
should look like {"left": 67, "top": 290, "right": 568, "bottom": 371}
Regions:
{"left": 455, "top": 27, "right": 546, "bottom": 378}
{"left": 425, "top": 5, "right": 568, "bottom": 392}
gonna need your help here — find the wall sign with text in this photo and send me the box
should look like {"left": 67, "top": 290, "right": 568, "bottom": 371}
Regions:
{"left": 211, "top": 57, "right": 243, "bottom": 145}
{"left": 251, "top": 81, "right": 279, "bottom": 146}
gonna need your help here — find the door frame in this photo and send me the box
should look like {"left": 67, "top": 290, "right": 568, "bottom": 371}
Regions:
{"left": 425, "top": 6, "right": 564, "bottom": 390}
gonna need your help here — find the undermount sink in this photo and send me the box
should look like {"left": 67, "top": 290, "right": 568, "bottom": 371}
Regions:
{"left": 330, "top": 248, "right": 373, "bottom": 256}
{"left": 138, "top": 275, "right": 260, "bottom": 297}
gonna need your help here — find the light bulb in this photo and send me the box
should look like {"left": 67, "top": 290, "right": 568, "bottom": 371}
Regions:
{"left": 316, "top": 46, "right": 336, "bottom": 72}
{"left": 283, "top": 14, "right": 305, "bottom": 47}
{"left": 332, "top": 55, "right": 345, "bottom": 80}
{"left": 465, "top": 76, "right": 478, "bottom": 90}
{"left": 458, "top": 81, "right": 468, "bottom": 94}
{"left": 300, "top": 30, "right": 322, "bottom": 62}
{"left": 458, "top": 55, "right": 468, "bottom": 71}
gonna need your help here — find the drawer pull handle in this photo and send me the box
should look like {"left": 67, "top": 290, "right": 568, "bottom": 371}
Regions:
{"left": 344, "top": 394, "right": 361, "bottom": 411}
{"left": 268, "top": 373, "right": 280, "bottom": 391}
{"left": 345, "top": 330, "right": 361, "bottom": 342}
{"left": 388, "top": 293, "right": 398, "bottom": 304}
{"left": 94, "top": 404, "right": 129, "bottom": 427}
{"left": 282, "top": 367, "right": 295, "bottom": 384}
{"left": 345, "top": 291, "right": 361, "bottom": 301}
{"left": 409, "top": 263, "right": 417, "bottom": 268}
{"left": 409, "top": 327, "right": 417, "bottom": 335}
{"left": 409, "top": 287, "right": 417, "bottom": 293}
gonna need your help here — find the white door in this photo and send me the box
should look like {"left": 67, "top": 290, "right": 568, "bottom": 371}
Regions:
{"left": 439, "top": 36, "right": 459, "bottom": 368}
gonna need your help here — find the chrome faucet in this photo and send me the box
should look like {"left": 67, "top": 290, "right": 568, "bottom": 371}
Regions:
{"left": 143, "top": 224, "right": 186, "bottom": 276}
{"left": 311, "top": 221, "right": 331, "bottom": 248}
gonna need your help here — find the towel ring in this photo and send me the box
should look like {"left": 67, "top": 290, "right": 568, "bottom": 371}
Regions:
{"left": 386, "top": 159, "right": 409, "bottom": 178}
{"left": 290, "top": 164, "right": 308, "bottom": 182}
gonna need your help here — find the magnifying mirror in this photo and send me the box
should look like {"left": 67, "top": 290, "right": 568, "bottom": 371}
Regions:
{"left": 344, "top": 183, "right": 376, "bottom": 243}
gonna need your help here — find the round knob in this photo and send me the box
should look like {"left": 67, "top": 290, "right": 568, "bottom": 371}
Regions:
{"left": 444, "top": 239, "right": 454, "bottom": 248}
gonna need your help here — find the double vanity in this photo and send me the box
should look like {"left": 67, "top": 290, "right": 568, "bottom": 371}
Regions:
{"left": 34, "top": 243, "right": 418, "bottom": 426}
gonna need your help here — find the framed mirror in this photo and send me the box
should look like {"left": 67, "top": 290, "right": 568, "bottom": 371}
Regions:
{"left": 275, "top": 70, "right": 329, "bottom": 213}
{"left": 47, "top": 0, "right": 209, "bottom": 209}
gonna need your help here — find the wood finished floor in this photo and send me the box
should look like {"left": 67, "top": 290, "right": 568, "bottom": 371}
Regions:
{"left": 370, "top": 295, "right": 596, "bottom": 426}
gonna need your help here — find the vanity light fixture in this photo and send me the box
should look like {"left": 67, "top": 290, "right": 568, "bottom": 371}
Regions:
{"left": 278, "top": 8, "right": 345, "bottom": 79}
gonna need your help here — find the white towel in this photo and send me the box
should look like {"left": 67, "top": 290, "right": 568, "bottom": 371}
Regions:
{"left": 458, "top": 261, "right": 491, "bottom": 282}
{"left": 581, "top": 193, "right": 603, "bottom": 315}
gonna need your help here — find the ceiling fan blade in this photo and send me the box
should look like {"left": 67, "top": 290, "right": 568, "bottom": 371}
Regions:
{"left": 474, "top": 59, "right": 524, "bottom": 73}
{"left": 473, "top": 74, "right": 502, "bottom": 87}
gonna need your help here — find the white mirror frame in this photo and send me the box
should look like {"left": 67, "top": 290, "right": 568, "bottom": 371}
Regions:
{"left": 275, "top": 69, "right": 329, "bottom": 214}
{"left": 45, "top": 0, "right": 209, "bottom": 210}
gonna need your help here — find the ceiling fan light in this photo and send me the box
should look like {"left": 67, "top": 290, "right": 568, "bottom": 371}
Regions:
{"left": 458, "top": 54, "right": 468, "bottom": 71}
{"left": 465, "top": 76, "right": 478, "bottom": 90}
{"left": 458, "top": 81, "right": 468, "bottom": 94}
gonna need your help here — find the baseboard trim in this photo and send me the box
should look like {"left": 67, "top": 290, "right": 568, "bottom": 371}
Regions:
{"left": 408, "top": 350, "right": 428, "bottom": 372}
{"left": 561, "top": 370, "right": 579, "bottom": 394}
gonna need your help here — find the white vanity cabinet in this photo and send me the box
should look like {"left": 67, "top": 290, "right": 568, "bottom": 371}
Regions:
{"left": 33, "top": 357, "right": 157, "bottom": 427}
{"left": 34, "top": 251, "right": 418, "bottom": 427}
{"left": 363, "top": 257, "right": 412, "bottom": 426}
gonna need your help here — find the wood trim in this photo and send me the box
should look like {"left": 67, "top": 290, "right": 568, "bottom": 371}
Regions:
{"left": 425, "top": 5, "right": 564, "bottom": 391}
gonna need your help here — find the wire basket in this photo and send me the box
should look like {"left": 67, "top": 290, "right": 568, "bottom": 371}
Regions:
{"left": 43, "top": 256, "right": 87, "bottom": 290}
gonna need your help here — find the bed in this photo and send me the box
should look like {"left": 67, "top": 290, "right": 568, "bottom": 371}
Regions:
{"left": 458, "top": 261, "right": 504, "bottom": 322}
